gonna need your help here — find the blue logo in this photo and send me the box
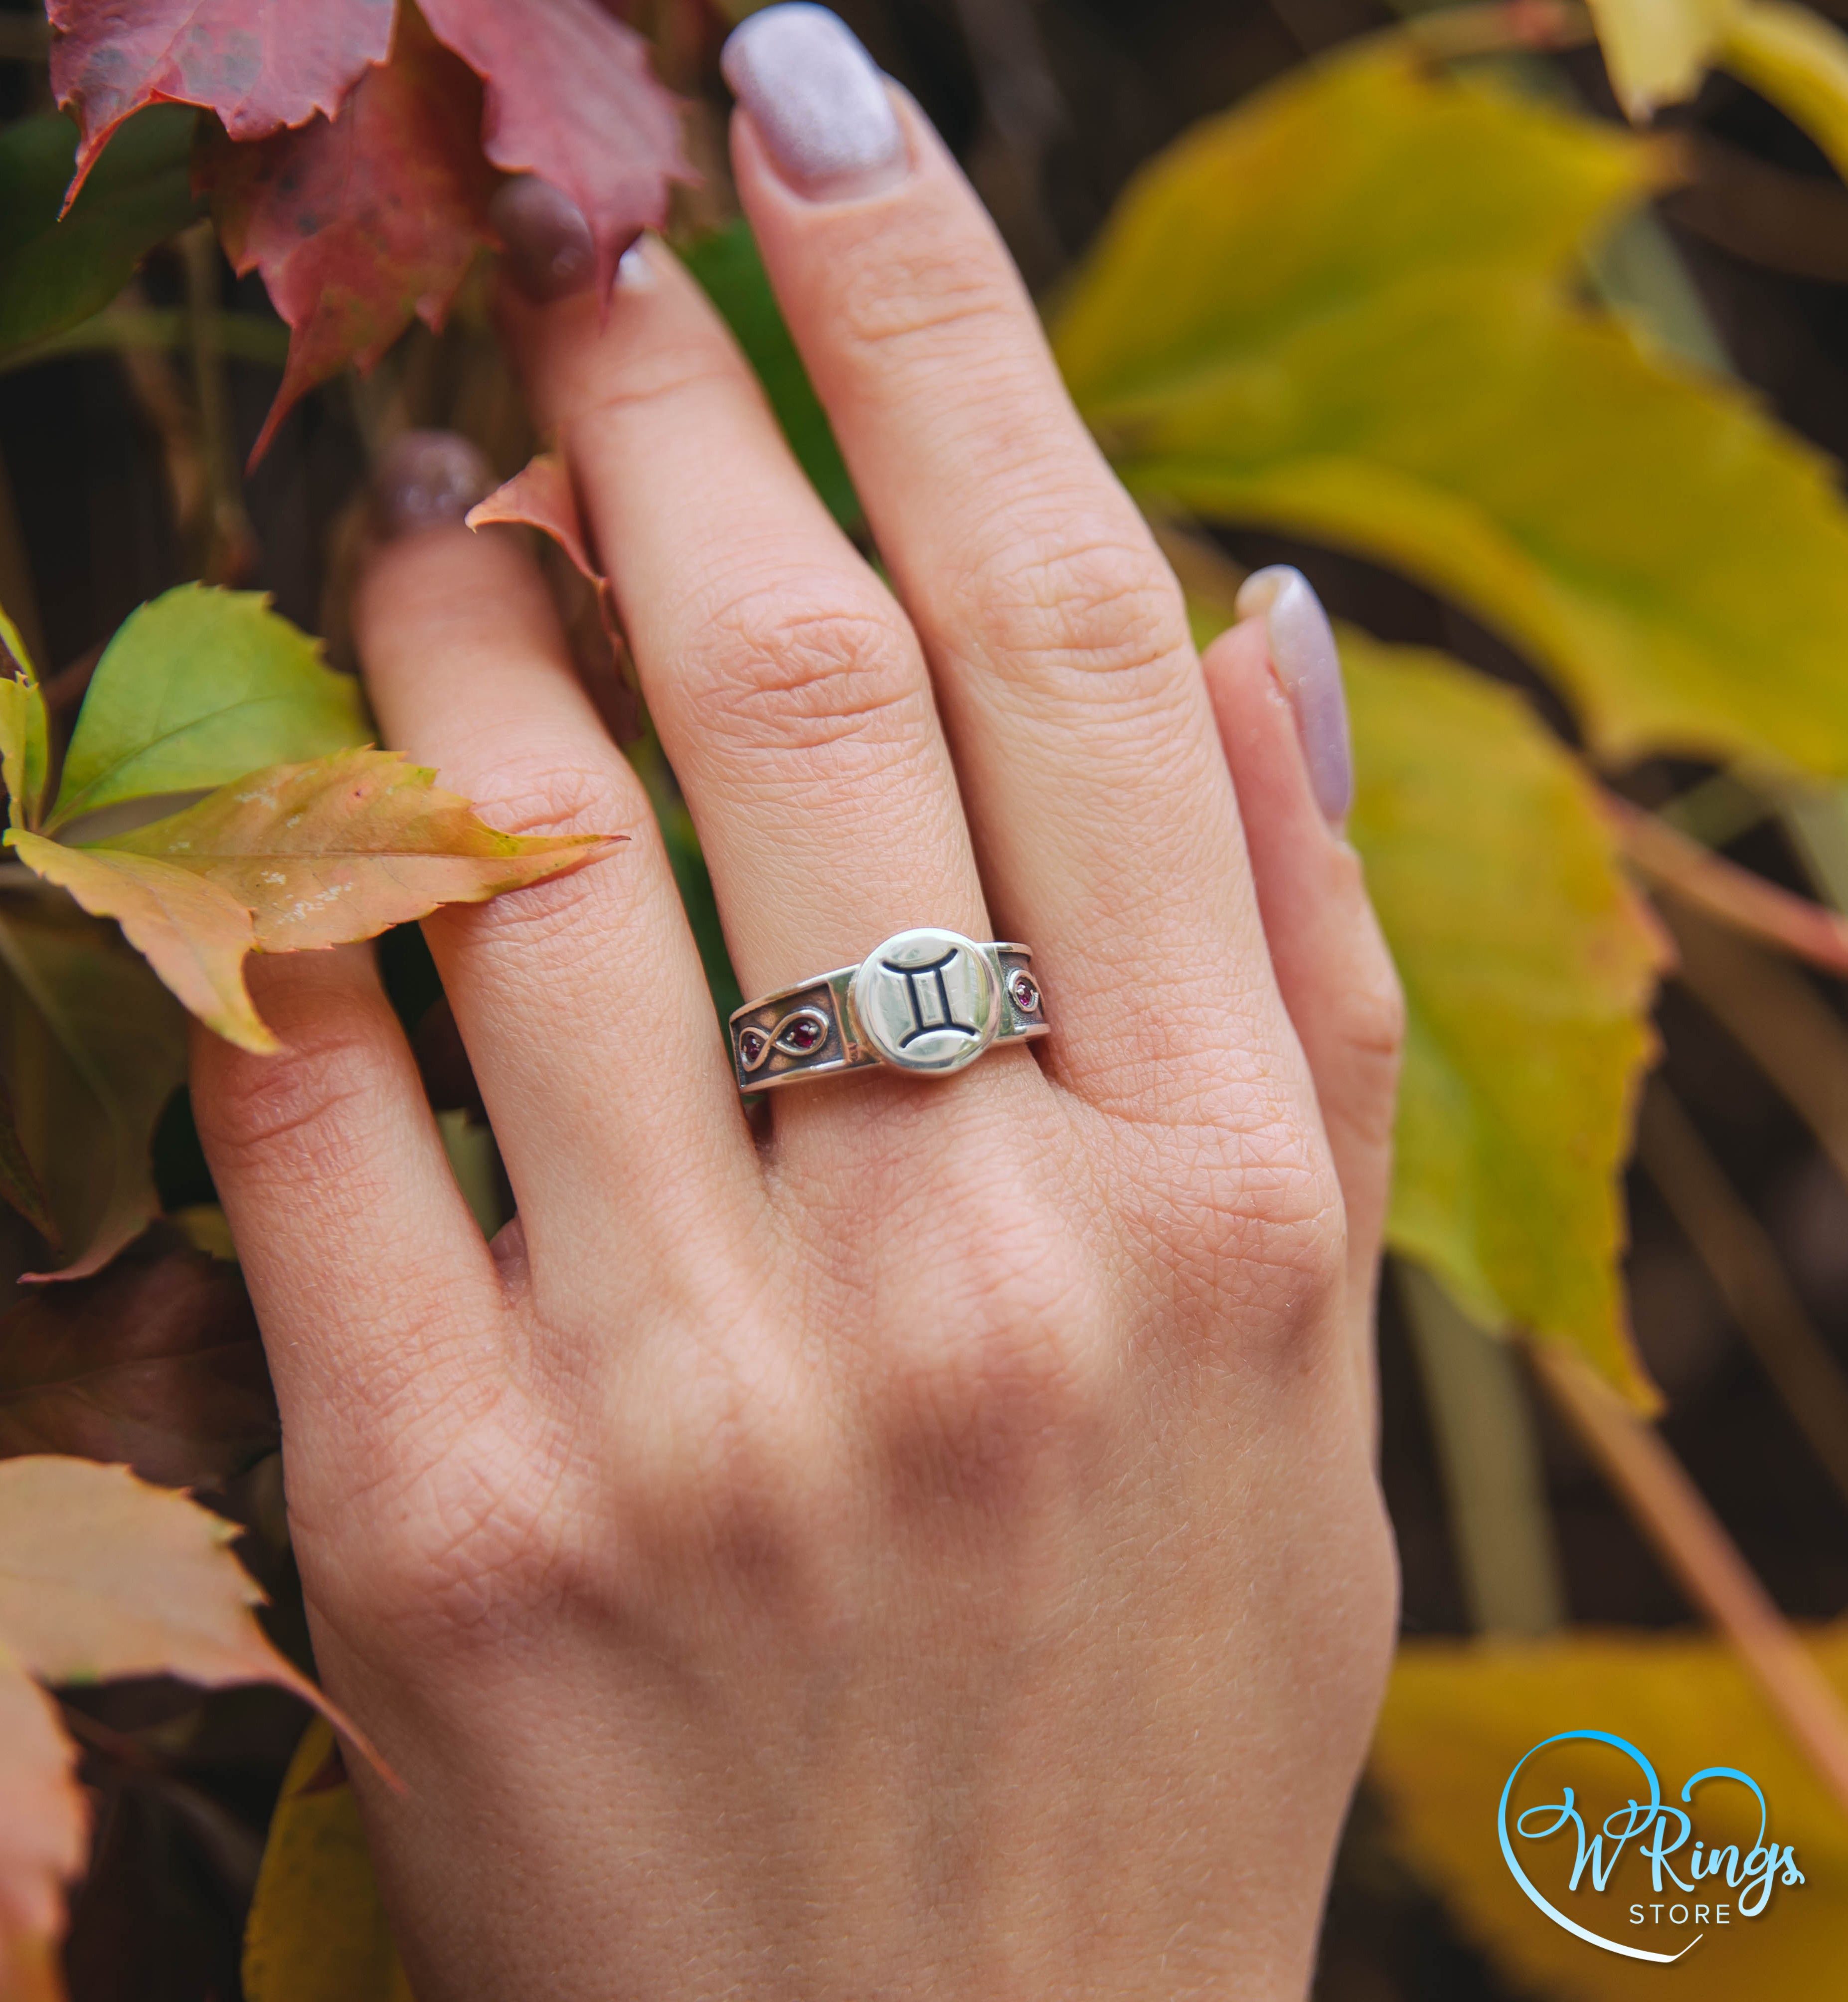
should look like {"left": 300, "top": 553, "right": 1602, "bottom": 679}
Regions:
{"left": 1498, "top": 1729, "right": 1804, "bottom": 1962}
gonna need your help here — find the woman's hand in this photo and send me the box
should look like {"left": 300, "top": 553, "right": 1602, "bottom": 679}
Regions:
{"left": 191, "top": 9, "right": 1402, "bottom": 1995}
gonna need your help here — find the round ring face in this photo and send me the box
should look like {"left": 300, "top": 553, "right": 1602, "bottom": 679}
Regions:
{"left": 850, "top": 928, "right": 999, "bottom": 1075}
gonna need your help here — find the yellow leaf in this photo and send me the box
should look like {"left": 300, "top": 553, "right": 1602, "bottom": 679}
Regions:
{"left": 0, "top": 1456, "right": 316, "bottom": 1697}
{"left": 8, "top": 831, "right": 274, "bottom": 1054}
{"left": 1344, "top": 630, "right": 1666, "bottom": 1398}
{"left": 244, "top": 1718, "right": 412, "bottom": 2002}
{"left": 1720, "top": 0, "right": 1848, "bottom": 184}
{"left": 96, "top": 746, "right": 616, "bottom": 951}
{"left": 1056, "top": 45, "right": 1848, "bottom": 779}
{"left": 1371, "top": 1625, "right": 1848, "bottom": 1999}
{"left": 0, "top": 1645, "right": 85, "bottom": 2002}
{"left": 1586, "top": 0, "right": 1741, "bottom": 116}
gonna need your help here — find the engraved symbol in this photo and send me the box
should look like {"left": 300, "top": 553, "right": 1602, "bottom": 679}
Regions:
{"left": 738, "top": 1006, "right": 830, "bottom": 1073}
{"left": 881, "top": 945, "right": 978, "bottom": 1047}
{"left": 1007, "top": 969, "right": 1041, "bottom": 1016}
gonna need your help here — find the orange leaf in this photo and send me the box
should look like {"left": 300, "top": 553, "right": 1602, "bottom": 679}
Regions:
{"left": 0, "top": 1456, "right": 314, "bottom": 1697}
{"left": 96, "top": 746, "right": 617, "bottom": 952}
{"left": 0, "top": 1649, "right": 85, "bottom": 2002}
{"left": 7, "top": 831, "right": 273, "bottom": 1054}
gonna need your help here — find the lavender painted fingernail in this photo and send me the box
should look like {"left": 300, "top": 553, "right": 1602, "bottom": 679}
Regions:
{"left": 721, "top": 4, "right": 907, "bottom": 200}
{"left": 491, "top": 175, "right": 597, "bottom": 303}
{"left": 372, "top": 431, "right": 494, "bottom": 541}
{"left": 1235, "top": 566, "right": 1353, "bottom": 825}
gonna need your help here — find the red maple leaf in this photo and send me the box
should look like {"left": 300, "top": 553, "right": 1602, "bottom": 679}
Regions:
{"left": 49, "top": 0, "right": 395, "bottom": 200}
{"left": 199, "top": 3, "right": 497, "bottom": 466}
{"left": 420, "top": 0, "right": 695, "bottom": 301}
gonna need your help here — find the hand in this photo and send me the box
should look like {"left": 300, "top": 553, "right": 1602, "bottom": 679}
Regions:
{"left": 191, "top": 9, "right": 1402, "bottom": 1996}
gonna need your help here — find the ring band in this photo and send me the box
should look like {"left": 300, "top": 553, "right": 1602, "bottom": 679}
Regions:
{"left": 729, "top": 927, "right": 1048, "bottom": 1092}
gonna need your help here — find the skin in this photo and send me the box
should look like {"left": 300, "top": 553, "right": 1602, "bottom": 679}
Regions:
{"left": 191, "top": 95, "right": 1404, "bottom": 2002}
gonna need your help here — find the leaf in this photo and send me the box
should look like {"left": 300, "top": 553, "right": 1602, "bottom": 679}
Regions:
{"left": 0, "top": 901, "right": 189, "bottom": 1281}
{"left": 0, "top": 1222, "right": 278, "bottom": 1487}
{"left": 199, "top": 5, "right": 498, "bottom": 467}
{"left": 1586, "top": 0, "right": 1740, "bottom": 116}
{"left": 467, "top": 450, "right": 599, "bottom": 585}
{"left": 421, "top": 0, "right": 692, "bottom": 306}
{"left": 1370, "top": 1624, "right": 1848, "bottom": 2000}
{"left": 0, "top": 1073, "right": 58, "bottom": 1251}
{"left": 1053, "top": 45, "right": 1848, "bottom": 780}
{"left": 243, "top": 1718, "right": 412, "bottom": 2002}
{"left": 94, "top": 746, "right": 616, "bottom": 951}
{"left": 1720, "top": 0, "right": 1848, "bottom": 185}
{"left": 47, "top": 0, "right": 393, "bottom": 198}
{"left": 0, "top": 601, "right": 49, "bottom": 832}
{"left": 1342, "top": 630, "right": 1665, "bottom": 1398}
{"left": 0, "top": 105, "right": 200, "bottom": 358}
{"left": 684, "top": 220, "right": 862, "bottom": 533}
{"left": 10, "top": 831, "right": 274, "bottom": 1056}
{"left": 49, "top": 585, "right": 369, "bottom": 832}
{"left": 0, "top": 1646, "right": 86, "bottom": 2002}
{"left": 0, "top": 1454, "right": 315, "bottom": 1698}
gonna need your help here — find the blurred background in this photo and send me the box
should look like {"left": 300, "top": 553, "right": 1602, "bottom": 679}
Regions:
{"left": 3, "top": 0, "right": 1848, "bottom": 1995}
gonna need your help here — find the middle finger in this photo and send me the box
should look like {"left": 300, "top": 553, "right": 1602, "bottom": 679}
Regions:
{"left": 505, "top": 245, "right": 1042, "bottom": 1136}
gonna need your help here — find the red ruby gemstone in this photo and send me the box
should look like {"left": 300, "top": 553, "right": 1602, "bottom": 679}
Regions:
{"left": 787, "top": 1017, "right": 823, "bottom": 1051}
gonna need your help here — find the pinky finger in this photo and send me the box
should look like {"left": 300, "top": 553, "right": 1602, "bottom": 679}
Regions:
{"left": 189, "top": 945, "right": 503, "bottom": 1478}
{"left": 1200, "top": 575, "right": 1404, "bottom": 1401}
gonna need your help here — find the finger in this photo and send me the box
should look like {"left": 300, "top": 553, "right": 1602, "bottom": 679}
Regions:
{"left": 352, "top": 434, "right": 760, "bottom": 1273}
{"left": 723, "top": 13, "right": 1295, "bottom": 1114}
{"left": 1201, "top": 575, "right": 1404, "bottom": 1401}
{"left": 189, "top": 945, "right": 501, "bottom": 1466}
{"left": 496, "top": 231, "right": 1031, "bottom": 1139}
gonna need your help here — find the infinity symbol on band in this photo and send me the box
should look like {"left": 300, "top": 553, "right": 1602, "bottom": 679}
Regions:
{"left": 736, "top": 1007, "right": 832, "bottom": 1073}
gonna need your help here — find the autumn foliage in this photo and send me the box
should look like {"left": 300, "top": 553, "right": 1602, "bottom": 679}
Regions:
{"left": 7, "top": 0, "right": 1848, "bottom": 1997}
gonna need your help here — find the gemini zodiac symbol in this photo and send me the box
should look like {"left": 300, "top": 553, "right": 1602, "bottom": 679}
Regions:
{"left": 882, "top": 945, "right": 978, "bottom": 1047}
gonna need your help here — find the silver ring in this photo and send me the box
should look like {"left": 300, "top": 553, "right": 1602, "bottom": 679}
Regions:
{"left": 729, "top": 928, "right": 1048, "bottom": 1092}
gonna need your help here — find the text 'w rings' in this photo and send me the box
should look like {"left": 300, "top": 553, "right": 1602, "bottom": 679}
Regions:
{"left": 728, "top": 929, "right": 1048, "bottom": 1092}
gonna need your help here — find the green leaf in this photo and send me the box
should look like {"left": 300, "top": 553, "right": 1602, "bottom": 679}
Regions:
{"left": 1721, "top": 0, "right": 1848, "bottom": 184}
{"left": 0, "top": 107, "right": 201, "bottom": 357}
{"left": 1343, "top": 629, "right": 1665, "bottom": 1399}
{"left": 684, "top": 219, "right": 863, "bottom": 534}
{"left": 0, "top": 603, "right": 48, "bottom": 833}
{"left": 244, "top": 1719, "right": 412, "bottom": 2002}
{"left": 1371, "top": 1624, "right": 1848, "bottom": 2000}
{"left": 0, "top": 901, "right": 188, "bottom": 1280}
{"left": 49, "top": 586, "right": 370, "bottom": 830}
{"left": 1053, "top": 44, "right": 1848, "bottom": 780}
{"left": 0, "top": 1072, "right": 58, "bottom": 1253}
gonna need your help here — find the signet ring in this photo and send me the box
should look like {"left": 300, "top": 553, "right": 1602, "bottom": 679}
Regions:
{"left": 728, "top": 928, "right": 1048, "bottom": 1093}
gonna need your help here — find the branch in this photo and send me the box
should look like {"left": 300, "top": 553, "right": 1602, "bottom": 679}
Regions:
{"left": 1607, "top": 791, "right": 1848, "bottom": 975}
{"left": 1533, "top": 1342, "right": 1848, "bottom": 1819}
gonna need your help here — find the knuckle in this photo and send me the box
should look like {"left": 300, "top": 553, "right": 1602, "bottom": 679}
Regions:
{"left": 441, "top": 742, "right": 639, "bottom": 842}
{"left": 953, "top": 521, "right": 1192, "bottom": 693}
{"left": 873, "top": 1217, "right": 1107, "bottom": 1519}
{"left": 693, "top": 582, "right": 929, "bottom": 759}
{"left": 195, "top": 1007, "right": 390, "bottom": 1185}
{"left": 831, "top": 237, "right": 1017, "bottom": 362}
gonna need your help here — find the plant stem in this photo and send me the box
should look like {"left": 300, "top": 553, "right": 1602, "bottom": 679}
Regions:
{"left": 1533, "top": 1341, "right": 1848, "bottom": 1817}
{"left": 0, "top": 310, "right": 290, "bottom": 381}
{"left": 1637, "top": 1080, "right": 1848, "bottom": 1510}
{"left": 180, "top": 223, "right": 259, "bottom": 584}
{"left": 1398, "top": 1265, "right": 1566, "bottom": 1636}
{"left": 1608, "top": 792, "right": 1848, "bottom": 974}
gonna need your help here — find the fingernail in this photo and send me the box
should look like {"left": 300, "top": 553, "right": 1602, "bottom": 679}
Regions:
{"left": 721, "top": 4, "right": 907, "bottom": 200}
{"left": 490, "top": 175, "right": 597, "bottom": 303}
{"left": 371, "top": 431, "right": 494, "bottom": 541}
{"left": 1235, "top": 566, "right": 1353, "bottom": 824}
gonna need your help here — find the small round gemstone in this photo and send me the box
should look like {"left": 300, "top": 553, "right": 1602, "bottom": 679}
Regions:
{"left": 784, "top": 1016, "right": 824, "bottom": 1052}
{"left": 738, "top": 1026, "right": 768, "bottom": 1066}
{"left": 1008, "top": 971, "right": 1040, "bottom": 1014}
